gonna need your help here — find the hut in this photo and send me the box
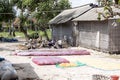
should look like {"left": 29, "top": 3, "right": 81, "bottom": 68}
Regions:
{"left": 49, "top": 4, "right": 94, "bottom": 46}
{"left": 49, "top": 4, "right": 120, "bottom": 53}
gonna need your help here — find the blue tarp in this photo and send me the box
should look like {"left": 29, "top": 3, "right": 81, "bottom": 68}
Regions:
{"left": 0, "top": 37, "right": 18, "bottom": 42}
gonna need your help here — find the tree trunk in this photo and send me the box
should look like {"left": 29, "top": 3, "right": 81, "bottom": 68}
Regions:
{"left": 20, "top": 7, "right": 29, "bottom": 41}
{"left": 43, "top": 30, "right": 49, "bottom": 41}
{"left": 9, "top": 19, "right": 16, "bottom": 37}
{"left": 20, "top": 24, "right": 29, "bottom": 41}
{"left": 115, "top": 0, "right": 119, "bottom": 4}
{"left": 20, "top": 17, "right": 29, "bottom": 41}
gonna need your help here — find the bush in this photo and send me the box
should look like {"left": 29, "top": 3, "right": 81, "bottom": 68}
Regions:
{"left": 29, "top": 32, "right": 39, "bottom": 39}
{"left": 0, "top": 24, "right": 2, "bottom": 31}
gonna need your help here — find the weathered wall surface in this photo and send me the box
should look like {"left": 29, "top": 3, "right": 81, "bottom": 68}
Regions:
{"left": 51, "top": 20, "right": 120, "bottom": 53}
{"left": 52, "top": 22, "right": 73, "bottom": 43}
{"left": 78, "top": 21, "right": 109, "bottom": 52}
{"left": 109, "top": 19, "right": 120, "bottom": 53}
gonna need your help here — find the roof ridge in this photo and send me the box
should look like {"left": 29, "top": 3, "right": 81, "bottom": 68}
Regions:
{"left": 71, "top": 7, "right": 94, "bottom": 21}
{"left": 63, "top": 3, "right": 93, "bottom": 11}
{"left": 71, "top": 3, "right": 93, "bottom": 9}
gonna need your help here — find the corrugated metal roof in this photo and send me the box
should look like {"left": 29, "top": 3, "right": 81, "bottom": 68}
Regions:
{"left": 73, "top": 6, "right": 120, "bottom": 21}
{"left": 49, "top": 4, "right": 93, "bottom": 24}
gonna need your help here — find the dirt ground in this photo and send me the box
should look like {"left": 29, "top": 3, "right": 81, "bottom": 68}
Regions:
{"left": 0, "top": 39, "right": 120, "bottom": 80}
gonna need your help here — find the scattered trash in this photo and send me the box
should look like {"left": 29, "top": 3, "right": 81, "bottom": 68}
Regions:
{"left": 18, "top": 37, "right": 70, "bottom": 50}
{"left": 92, "top": 74, "right": 111, "bottom": 80}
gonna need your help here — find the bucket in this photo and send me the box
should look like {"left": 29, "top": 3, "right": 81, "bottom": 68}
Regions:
{"left": 111, "top": 75, "right": 119, "bottom": 80}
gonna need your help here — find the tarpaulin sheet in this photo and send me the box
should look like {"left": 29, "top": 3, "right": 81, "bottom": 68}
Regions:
{"left": 16, "top": 49, "right": 90, "bottom": 56}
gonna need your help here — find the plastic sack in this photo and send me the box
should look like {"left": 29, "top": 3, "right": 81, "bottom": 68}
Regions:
{"left": 0, "top": 60, "right": 18, "bottom": 80}
{"left": 32, "top": 56, "right": 70, "bottom": 65}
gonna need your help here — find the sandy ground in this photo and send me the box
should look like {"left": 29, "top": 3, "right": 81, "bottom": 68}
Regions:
{"left": 0, "top": 39, "right": 120, "bottom": 80}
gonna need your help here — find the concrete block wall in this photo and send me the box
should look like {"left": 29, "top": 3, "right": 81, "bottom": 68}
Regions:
{"left": 108, "top": 19, "right": 120, "bottom": 53}
{"left": 78, "top": 21, "right": 109, "bottom": 52}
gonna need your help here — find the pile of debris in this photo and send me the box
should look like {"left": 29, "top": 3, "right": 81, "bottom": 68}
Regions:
{"left": 18, "top": 37, "right": 70, "bottom": 50}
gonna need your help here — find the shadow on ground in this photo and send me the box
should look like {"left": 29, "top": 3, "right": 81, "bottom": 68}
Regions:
{"left": 13, "top": 63, "right": 41, "bottom": 80}
{"left": 0, "top": 42, "right": 22, "bottom": 51}
{"left": 0, "top": 48, "right": 14, "bottom": 51}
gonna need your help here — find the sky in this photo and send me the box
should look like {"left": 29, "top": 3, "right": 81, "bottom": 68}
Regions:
{"left": 69, "top": 0, "right": 97, "bottom": 7}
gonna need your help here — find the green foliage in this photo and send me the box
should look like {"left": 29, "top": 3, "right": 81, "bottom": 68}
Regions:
{"left": 56, "top": 0, "right": 71, "bottom": 10}
{"left": 119, "top": 0, "right": 120, "bottom": 4}
{"left": 28, "top": 32, "right": 39, "bottom": 39}
{"left": 0, "top": 0, "right": 15, "bottom": 22}
{"left": 10, "top": 0, "right": 71, "bottom": 40}
{"left": 116, "top": 19, "right": 120, "bottom": 22}
{"left": 34, "top": 0, "right": 71, "bottom": 28}
{"left": 97, "top": 0, "right": 116, "bottom": 20}
{"left": 0, "top": 31, "right": 24, "bottom": 38}
{"left": 11, "top": 0, "right": 71, "bottom": 23}
{"left": 11, "top": 0, "right": 48, "bottom": 11}
{"left": 97, "top": 13, "right": 101, "bottom": 20}
{"left": 0, "top": 29, "right": 51, "bottom": 39}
